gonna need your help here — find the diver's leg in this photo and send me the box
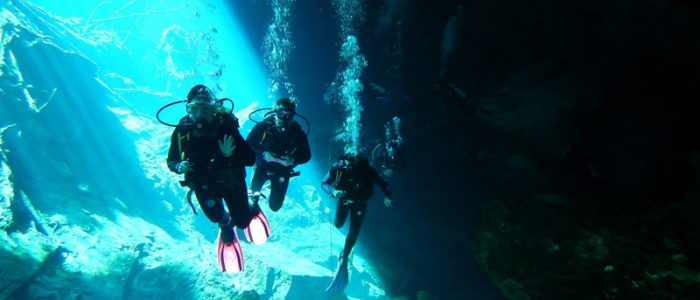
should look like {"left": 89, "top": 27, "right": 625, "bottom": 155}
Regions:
{"left": 342, "top": 199, "right": 368, "bottom": 260}
{"left": 224, "top": 184, "right": 253, "bottom": 229}
{"left": 334, "top": 199, "right": 350, "bottom": 228}
{"left": 268, "top": 174, "right": 290, "bottom": 212}
{"left": 195, "top": 185, "right": 235, "bottom": 243}
{"left": 249, "top": 165, "right": 267, "bottom": 194}
{"left": 193, "top": 185, "right": 226, "bottom": 223}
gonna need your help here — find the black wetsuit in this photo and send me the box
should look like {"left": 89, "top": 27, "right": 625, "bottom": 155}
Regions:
{"left": 245, "top": 117, "right": 311, "bottom": 211}
{"left": 167, "top": 113, "right": 256, "bottom": 228}
{"left": 321, "top": 157, "right": 391, "bottom": 260}
{"left": 371, "top": 142, "right": 404, "bottom": 176}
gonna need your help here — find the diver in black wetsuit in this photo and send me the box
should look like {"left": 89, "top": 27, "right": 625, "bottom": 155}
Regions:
{"left": 167, "top": 84, "right": 256, "bottom": 243}
{"left": 371, "top": 116, "right": 405, "bottom": 177}
{"left": 245, "top": 98, "right": 311, "bottom": 212}
{"left": 321, "top": 153, "right": 393, "bottom": 292}
{"left": 372, "top": 140, "right": 403, "bottom": 177}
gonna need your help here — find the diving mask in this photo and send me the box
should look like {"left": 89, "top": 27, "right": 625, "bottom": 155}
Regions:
{"left": 187, "top": 100, "right": 217, "bottom": 123}
{"left": 274, "top": 109, "right": 295, "bottom": 127}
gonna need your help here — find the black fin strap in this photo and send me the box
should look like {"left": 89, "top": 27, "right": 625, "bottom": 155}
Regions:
{"left": 186, "top": 189, "right": 197, "bottom": 215}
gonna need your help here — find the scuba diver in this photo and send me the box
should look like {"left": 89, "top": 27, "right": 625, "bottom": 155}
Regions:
{"left": 165, "top": 84, "right": 263, "bottom": 274}
{"left": 371, "top": 116, "right": 405, "bottom": 177}
{"left": 246, "top": 98, "right": 311, "bottom": 213}
{"left": 321, "top": 153, "right": 393, "bottom": 293}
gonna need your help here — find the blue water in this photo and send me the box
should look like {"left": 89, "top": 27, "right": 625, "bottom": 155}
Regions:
{"left": 0, "top": 1, "right": 500, "bottom": 299}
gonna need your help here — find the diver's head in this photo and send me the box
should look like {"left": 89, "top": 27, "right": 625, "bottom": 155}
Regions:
{"left": 338, "top": 152, "right": 365, "bottom": 169}
{"left": 186, "top": 84, "right": 217, "bottom": 125}
{"left": 272, "top": 97, "right": 296, "bottom": 128}
{"left": 338, "top": 156, "right": 352, "bottom": 169}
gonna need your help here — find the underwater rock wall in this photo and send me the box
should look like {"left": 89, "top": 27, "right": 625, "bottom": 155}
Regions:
{"left": 0, "top": 4, "right": 179, "bottom": 230}
{"left": 352, "top": 0, "right": 700, "bottom": 298}
{"left": 455, "top": 1, "right": 700, "bottom": 299}
{"left": 0, "top": 5, "right": 188, "bottom": 298}
{"left": 476, "top": 194, "right": 700, "bottom": 299}
{"left": 0, "top": 3, "right": 227, "bottom": 299}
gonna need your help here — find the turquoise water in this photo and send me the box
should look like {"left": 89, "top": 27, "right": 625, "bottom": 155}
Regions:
{"left": 0, "top": 1, "right": 397, "bottom": 299}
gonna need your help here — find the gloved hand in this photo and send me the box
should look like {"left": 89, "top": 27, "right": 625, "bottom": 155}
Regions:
{"left": 218, "top": 135, "right": 235, "bottom": 157}
{"left": 383, "top": 196, "right": 393, "bottom": 208}
{"left": 331, "top": 190, "right": 346, "bottom": 199}
{"left": 177, "top": 161, "right": 193, "bottom": 174}
{"left": 263, "top": 152, "right": 294, "bottom": 166}
{"left": 263, "top": 151, "right": 276, "bottom": 162}
{"left": 279, "top": 155, "right": 295, "bottom": 167}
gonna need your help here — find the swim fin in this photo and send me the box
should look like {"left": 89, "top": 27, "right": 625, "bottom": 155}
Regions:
{"left": 217, "top": 227, "right": 244, "bottom": 274}
{"left": 243, "top": 204, "right": 271, "bottom": 245}
{"left": 325, "top": 255, "right": 349, "bottom": 293}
